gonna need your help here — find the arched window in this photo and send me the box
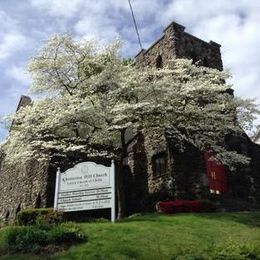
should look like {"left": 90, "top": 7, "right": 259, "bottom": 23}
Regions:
{"left": 5, "top": 210, "right": 10, "bottom": 221}
{"left": 203, "top": 57, "right": 209, "bottom": 67}
{"left": 155, "top": 55, "right": 163, "bottom": 69}
{"left": 189, "top": 51, "right": 197, "bottom": 64}
{"left": 35, "top": 193, "right": 41, "bottom": 208}
{"left": 15, "top": 203, "right": 21, "bottom": 215}
{"left": 152, "top": 152, "right": 167, "bottom": 177}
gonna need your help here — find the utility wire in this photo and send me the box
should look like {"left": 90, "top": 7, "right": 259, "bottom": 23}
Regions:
{"left": 128, "top": 0, "right": 143, "bottom": 51}
{"left": 127, "top": 0, "right": 158, "bottom": 103}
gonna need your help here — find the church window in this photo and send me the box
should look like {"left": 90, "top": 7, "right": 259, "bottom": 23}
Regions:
{"left": 189, "top": 51, "right": 197, "bottom": 64}
{"left": 15, "top": 203, "right": 21, "bottom": 215}
{"left": 155, "top": 54, "right": 163, "bottom": 69}
{"left": 152, "top": 152, "right": 167, "bottom": 176}
{"left": 35, "top": 193, "right": 41, "bottom": 208}
{"left": 5, "top": 210, "right": 10, "bottom": 221}
{"left": 203, "top": 57, "right": 209, "bottom": 67}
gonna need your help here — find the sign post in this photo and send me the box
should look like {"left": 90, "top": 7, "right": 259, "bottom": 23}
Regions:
{"left": 54, "top": 161, "right": 116, "bottom": 222}
{"left": 111, "top": 160, "right": 115, "bottom": 222}
{"left": 54, "top": 167, "right": 61, "bottom": 210}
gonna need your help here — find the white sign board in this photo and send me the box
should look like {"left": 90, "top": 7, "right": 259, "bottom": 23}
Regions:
{"left": 54, "top": 161, "right": 116, "bottom": 222}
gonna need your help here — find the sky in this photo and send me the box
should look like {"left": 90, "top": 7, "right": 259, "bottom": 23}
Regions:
{"left": 0, "top": 0, "right": 259, "bottom": 141}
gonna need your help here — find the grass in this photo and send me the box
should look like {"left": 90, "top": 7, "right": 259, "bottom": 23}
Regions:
{"left": 0, "top": 212, "right": 260, "bottom": 259}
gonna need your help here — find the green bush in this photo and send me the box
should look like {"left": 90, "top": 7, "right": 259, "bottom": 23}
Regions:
{"left": 211, "top": 242, "right": 260, "bottom": 260}
{"left": 36, "top": 210, "right": 64, "bottom": 226}
{"left": 2, "top": 222, "right": 85, "bottom": 253}
{"left": 172, "top": 242, "right": 260, "bottom": 260}
{"left": 4, "top": 226, "right": 48, "bottom": 252}
{"left": 8, "top": 208, "right": 85, "bottom": 253}
{"left": 16, "top": 208, "right": 64, "bottom": 226}
{"left": 48, "top": 222, "right": 85, "bottom": 244}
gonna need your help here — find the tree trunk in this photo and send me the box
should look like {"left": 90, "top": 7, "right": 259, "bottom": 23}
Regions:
{"left": 117, "top": 129, "right": 127, "bottom": 219}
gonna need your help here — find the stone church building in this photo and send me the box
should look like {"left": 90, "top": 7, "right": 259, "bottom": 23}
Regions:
{"left": 0, "top": 21, "right": 260, "bottom": 220}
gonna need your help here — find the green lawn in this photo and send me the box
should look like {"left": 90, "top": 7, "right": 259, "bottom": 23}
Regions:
{"left": 1, "top": 212, "right": 260, "bottom": 260}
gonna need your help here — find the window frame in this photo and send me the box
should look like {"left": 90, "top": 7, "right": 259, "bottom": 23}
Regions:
{"left": 152, "top": 152, "right": 167, "bottom": 177}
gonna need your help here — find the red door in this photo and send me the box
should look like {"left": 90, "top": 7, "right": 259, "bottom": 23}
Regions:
{"left": 204, "top": 151, "right": 228, "bottom": 194}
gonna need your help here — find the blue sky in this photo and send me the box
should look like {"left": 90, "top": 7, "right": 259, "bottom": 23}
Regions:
{"left": 0, "top": 0, "right": 259, "bottom": 141}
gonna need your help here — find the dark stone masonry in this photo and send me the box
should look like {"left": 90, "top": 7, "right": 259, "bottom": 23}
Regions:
{"left": 0, "top": 21, "right": 259, "bottom": 221}
{"left": 0, "top": 158, "right": 49, "bottom": 221}
{"left": 135, "top": 21, "right": 223, "bottom": 70}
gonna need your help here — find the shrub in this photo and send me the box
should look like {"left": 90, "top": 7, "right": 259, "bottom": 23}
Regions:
{"left": 4, "top": 226, "right": 48, "bottom": 252}
{"left": 48, "top": 222, "right": 85, "bottom": 244}
{"left": 171, "top": 242, "right": 260, "bottom": 260}
{"left": 16, "top": 208, "right": 64, "bottom": 226}
{"left": 9, "top": 208, "right": 85, "bottom": 253}
{"left": 211, "top": 242, "right": 260, "bottom": 260}
{"left": 36, "top": 210, "right": 64, "bottom": 226}
{"left": 2, "top": 222, "right": 85, "bottom": 253}
{"left": 156, "top": 200, "right": 214, "bottom": 214}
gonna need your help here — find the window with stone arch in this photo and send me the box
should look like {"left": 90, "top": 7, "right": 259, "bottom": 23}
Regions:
{"left": 152, "top": 152, "right": 167, "bottom": 177}
{"left": 189, "top": 51, "right": 198, "bottom": 64}
{"left": 35, "top": 193, "right": 41, "bottom": 208}
{"left": 5, "top": 210, "right": 10, "bottom": 221}
{"left": 15, "top": 203, "right": 21, "bottom": 215}
{"left": 203, "top": 57, "right": 209, "bottom": 67}
{"left": 155, "top": 54, "right": 163, "bottom": 69}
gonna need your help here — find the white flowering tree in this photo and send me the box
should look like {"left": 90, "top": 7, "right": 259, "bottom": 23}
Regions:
{"left": 1, "top": 35, "right": 259, "bottom": 218}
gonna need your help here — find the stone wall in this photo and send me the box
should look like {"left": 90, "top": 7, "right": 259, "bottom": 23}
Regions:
{"left": 125, "top": 126, "right": 208, "bottom": 212}
{"left": 0, "top": 156, "right": 50, "bottom": 221}
{"left": 225, "top": 134, "right": 260, "bottom": 204}
{"left": 124, "top": 133, "right": 149, "bottom": 213}
{"left": 142, "top": 128, "right": 170, "bottom": 194}
{"left": 125, "top": 128, "right": 171, "bottom": 213}
{"left": 168, "top": 143, "right": 208, "bottom": 200}
{"left": 136, "top": 21, "right": 222, "bottom": 70}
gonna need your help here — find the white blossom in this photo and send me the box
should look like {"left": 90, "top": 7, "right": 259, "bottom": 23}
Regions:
{"left": 1, "top": 35, "right": 259, "bottom": 168}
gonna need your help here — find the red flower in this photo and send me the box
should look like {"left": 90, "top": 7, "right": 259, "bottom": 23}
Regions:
{"left": 156, "top": 200, "right": 205, "bottom": 214}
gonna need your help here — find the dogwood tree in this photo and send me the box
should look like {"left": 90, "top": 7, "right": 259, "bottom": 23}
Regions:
{"left": 1, "top": 34, "right": 259, "bottom": 218}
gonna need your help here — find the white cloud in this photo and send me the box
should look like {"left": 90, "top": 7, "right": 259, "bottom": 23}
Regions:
{"left": 0, "top": 10, "right": 33, "bottom": 63}
{"left": 29, "top": 0, "right": 85, "bottom": 19}
{"left": 0, "top": 10, "right": 18, "bottom": 32}
{"left": 0, "top": 33, "right": 30, "bottom": 61}
{"left": 28, "top": 0, "right": 161, "bottom": 20}
{"left": 5, "top": 65, "right": 31, "bottom": 86}
{"left": 0, "top": 128, "right": 8, "bottom": 142}
{"left": 190, "top": 13, "right": 260, "bottom": 100}
{"left": 74, "top": 16, "right": 120, "bottom": 43}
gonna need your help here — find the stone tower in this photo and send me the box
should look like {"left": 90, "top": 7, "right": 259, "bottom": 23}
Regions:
{"left": 124, "top": 21, "right": 224, "bottom": 211}
{"left": 135, "top": 21, "right": 223, "bottom": 70}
